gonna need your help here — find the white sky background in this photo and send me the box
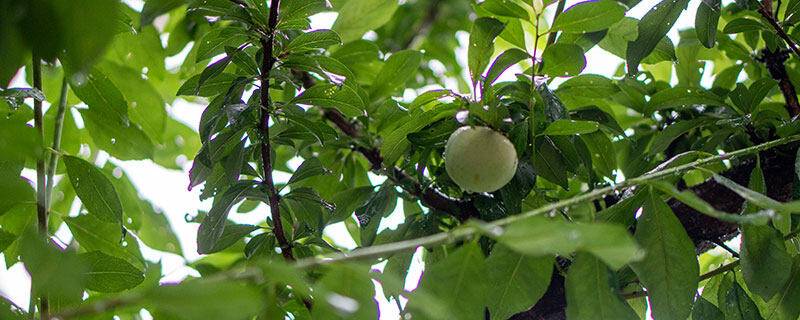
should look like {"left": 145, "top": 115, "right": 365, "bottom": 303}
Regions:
{"left": 0, "top": 0, "right": 724, "bottom": 318}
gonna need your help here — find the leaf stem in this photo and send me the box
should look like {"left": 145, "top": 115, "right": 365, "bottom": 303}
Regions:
{"left": 295, "top": 134, "right": 800, "bottom": 268}
{"left": 258, "top": 0, "right": 293, "bottom": 261}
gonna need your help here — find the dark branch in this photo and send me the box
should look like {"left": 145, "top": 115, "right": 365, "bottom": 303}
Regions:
{"left": 258, "top": 0, "right": 294, "bottom": 262}
{"left": 757, "top": 1, "right": 800, "bottom": 58}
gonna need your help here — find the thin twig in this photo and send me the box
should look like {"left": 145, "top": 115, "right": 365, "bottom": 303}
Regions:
{"left": 258, "top": 0, "right": 293, "bottom": 262}
{"left": 45, "top": 77, "right": 68, "bottom": 211}
{"left": 758, "top": 1, "right": 800, "bottom": 57}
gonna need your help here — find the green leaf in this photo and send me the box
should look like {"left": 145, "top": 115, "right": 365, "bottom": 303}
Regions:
{"left": 695, "top": 0, "right": 720, "bottom": 48}
{"left": 63, "top": 156, "right": 123, "bottom": 224}
{"left": 69, "top": 68, "right": 129, "bottom": 126}
{"left": 146, "top": 279, "right": 262, "bottom": 320}
{"left": 533, "top": 136, "right": 569, "bottom": 189}
{"left": 408, "top": 243, "right": 489, "bottom": 319}
{"left": 761, "top": 258, "right": 800, "bottom": 320}
{"left": 79, "top": 251, "right": 144, "bottom": 292}
{"left": 566, "top": 252, "right": 639, "bottom": 320}
{"left": 330, "top": 186, "right": 375, "bottom": 222}
{"left": 740, "top": 224, "right": 792, "bottom": 300}
{"left": 723, "top": 18, "right": 768, "bottom": 34}
{"left": 79, "top": 109, "right": 155, "bottom": 160}
{"left": 487, "top": 245, "right": 552, "bottom": 320}
{"left": 197, "top": 181, "right": 257, "bottom": 254}
{"left": 102, "top": 62, "right": 167, "bottom": 143}
{"left": 102, "top": 163, "right": 182, "bottom": 255}
{"left": 312, "top": 264, "right": 378, "bottom": 319}
{"left": 355, "top": 184, "right": 396, "bottom": 246}
{"left": 380, "top": 108, "right": 455, "bottom": 165}
{"left": 19, "top": 231, "right": 87, "bottom": 304}
{"left": 580, "top": 131, "right": 617, "bottom": 179}
{"left": 479, "top": 0, "right": 529, "bottom": 19}
{"left": 208, "top": 224, "right": 258, "bottom": 253}
{"left": 177, "top": 73, "right": 239, "bottom": 97}
{"left": 287, "top": 157, "right": 330, "bottom": 185}
{"left": 693, "top": 295, "right": 725, "bottom": 320}
{"left": 196, "top": 26, "right": 249, "bottom": 61}
{"left": 552, "top": 0, "right": 626, "bottom": 33}
{"left": 468, "top": 17, "right": 506, "bottom": 89}
{"left": 58, "top": 0, "right": 119, "bottom": 72}
{"left": 332, "top": 0, "right": 399, "bottom": 43}
{"left": 541, "top": 43, "right": 586, "bottom": 77}
{"left": 537, "top": 84, "right": 569, "bottom": 122}
{"left": 724, "top": 282, "right": 764, "bottom": 320}
{"left": 648, "top": 118, "right": 713, "bottom": 156}
{"left": 541, "top": 120, "right": 599, "bottom": 136}
{"left": 630, "top": 189, "right": 698, "bottom": 320}
{"left": 497, "top": 216, "right": 640, "bottom": 269}
{"left": 556, "top": 74, "right": 619, "bottom": 99}
{"left": 369, "top": 50, "right": 423, "bottom": 100}
{"left": 278, "top": 0, "right": 328, "bottom": 29}
{"left": 0, "top": 175, "right": 34, "bottom": 217}
{"left": 499, "top": 18, "right": 527, "bottom": 50}
{"left": 290, "top": 84, "right": 366, "bottom": 117}
{"left": 485, "top": 49, "right": 529, "bottom": 86}
{"left": 141, "top": 0, "right": 185, "bottom": 27}
{"left": 647, "top": 87, "right": 728, "bottom": 113}
{"left": 407, "top": 89, "right": 455, "bottom": 112}
{"left": 64, "top": 215, "right": 146, "bottom": 271}
{"left": 626, "top": 0, "right": 689, "bottom": 73}
{"left": 282, "top": 30, "right": 341, "bottom": 54}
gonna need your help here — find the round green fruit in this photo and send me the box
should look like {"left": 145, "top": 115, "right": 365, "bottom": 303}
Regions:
{"left": 444, "top": 126, "right": 518, "bottom": 193}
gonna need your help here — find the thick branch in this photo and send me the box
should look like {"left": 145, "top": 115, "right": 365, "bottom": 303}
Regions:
{"left": 258, "top": 0, "right": 293, "bottom": 262}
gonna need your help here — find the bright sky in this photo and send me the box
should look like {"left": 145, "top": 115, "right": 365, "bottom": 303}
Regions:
{"left": 0, "top": 0, "right": 712, "bottom": 318}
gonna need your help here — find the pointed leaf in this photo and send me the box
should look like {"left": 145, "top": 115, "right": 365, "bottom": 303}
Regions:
{"left": 630, "top": 189, "right": 698, "bottom": 320}
{"left": 282, "top": 30, "right": 342, "bottom": 53}
{"left": 552, "top": 0, "right": 626, "bottom": 33}
{"left": 408, "top": 243, "right": 489, "bottom": 319}
{"left": 487, "top": 245, "right": 552, "bottom": 320}
{"left": 369, "top": 50, "right": 423, "bottom": 100}
{"left": 468, "top": 17, "right": 506, "bottom": 88}
{"left": 566, "top": 252, "right": 639, "bottom": 320}
{"left": 626, "top": 0, "right": 689, "bottom": 73}
{"left": 63, "top": 156, "right": 123, "bottom": 224}
{"left": 79, "top": 251, "right": 144, "bottom": 292}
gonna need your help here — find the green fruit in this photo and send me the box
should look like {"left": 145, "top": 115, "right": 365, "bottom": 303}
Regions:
{"left": 444, "top": 126, "right": 518, "bottom": 193}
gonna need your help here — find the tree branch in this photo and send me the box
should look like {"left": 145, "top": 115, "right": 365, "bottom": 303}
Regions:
{"left": 322, "top": 108, "right": 479, "bottom": 221}
{"left": 258, "top": 0, "right": 293, "bottom": 262}
{"left": 31, "top": 54, "right": 50, "bottom": 320}
{"left": 45, "top": 77, "right": 68, "bottom": 211}
{"left": 758, "top": 1, "right": 800, "bottom": 58}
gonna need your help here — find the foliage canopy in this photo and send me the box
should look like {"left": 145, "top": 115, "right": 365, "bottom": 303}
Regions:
{"left": 2, "top": 0, "right": 800, "bottom": 319}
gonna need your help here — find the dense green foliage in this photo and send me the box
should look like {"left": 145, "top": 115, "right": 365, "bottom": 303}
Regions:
{"left": 2, "top": 0, "right": 800, "bottom": 319}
